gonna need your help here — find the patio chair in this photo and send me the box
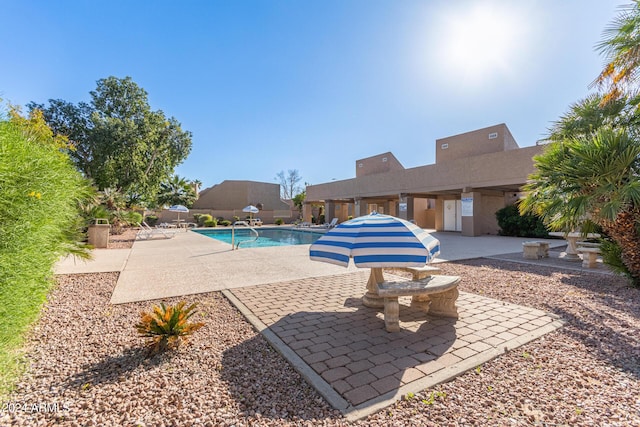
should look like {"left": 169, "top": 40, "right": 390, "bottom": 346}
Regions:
{"left": 323, "top": 218, "right": 338, "bottom": 228}
{"left": 137, "top": 221, "right": 178, "bottom": 240}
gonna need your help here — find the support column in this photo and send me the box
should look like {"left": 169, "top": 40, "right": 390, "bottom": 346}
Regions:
{"left": 353, "top": 198, "right": 364, "bottom": 217}
{"left": 397, "top": 194, "right": 414, "bottom": 222}
{"left": 302, "top": 203, "right": 313, "bottom": 223}
{"left": 383, "top": 201, "right": 391, "bottom": 216}
{"left": 461, "top": 191, "right": 482, "bottom": 236}
{"left": 324, "top": 201, "right": 336, "bottom": 223}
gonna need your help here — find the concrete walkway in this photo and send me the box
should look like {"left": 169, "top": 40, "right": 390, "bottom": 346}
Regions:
{"left": 55, "top": 229, "right": 565, "bottom": 304}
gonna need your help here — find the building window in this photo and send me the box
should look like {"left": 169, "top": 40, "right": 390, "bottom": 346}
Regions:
{"left": 488, "top": 132, "right": 498, "bottom": 139}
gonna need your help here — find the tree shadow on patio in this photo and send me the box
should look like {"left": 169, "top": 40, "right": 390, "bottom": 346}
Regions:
{"left": 220, "top": 296, "right": 457, "bottom": 419}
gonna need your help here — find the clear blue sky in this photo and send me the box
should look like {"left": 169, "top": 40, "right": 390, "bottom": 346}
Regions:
{"left": 0, "top": 0, "right": 623, "bottom": 190}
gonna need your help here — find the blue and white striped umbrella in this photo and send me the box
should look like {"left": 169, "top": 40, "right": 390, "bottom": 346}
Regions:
{"left": 309, "top": 212, "right": 440, "bottom": 268}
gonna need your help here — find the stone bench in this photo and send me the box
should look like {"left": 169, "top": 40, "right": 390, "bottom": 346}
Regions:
{"left": 577, "top": 247, "right": 601, "bottom": 268}
{"left": 376, "top": 275, "right": 461, "bottom": 332}
{"left": 577, "top": 241, "right": 601, "bottom": 249}
{"left": 389, "top": 265, "right": 441, "bottom": 280}
{"left": 523, "top": 241, "right": 549, "bottom": 259}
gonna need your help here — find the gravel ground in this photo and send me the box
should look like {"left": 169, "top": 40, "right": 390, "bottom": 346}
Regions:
{"left": 107, "top": 228, "right": 138, "bottom": 249}
{"left": 1, "top": 259, "right": 639, "bottom": 426}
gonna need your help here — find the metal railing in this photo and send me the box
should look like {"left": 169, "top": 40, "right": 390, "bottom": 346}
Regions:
{"left": 231, "top": 221, "right": 259, "bottom": 249}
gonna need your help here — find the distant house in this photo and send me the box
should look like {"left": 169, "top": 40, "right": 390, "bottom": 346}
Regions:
{"left": 304, "top": 124, "right": 544, "bottom": 236}
{"left": 191, "top": 180, "right": 293, "bottom": 223}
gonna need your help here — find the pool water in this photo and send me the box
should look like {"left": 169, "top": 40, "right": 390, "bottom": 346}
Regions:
{"left": 193, "top": 227, "right": 323, "bottom": 248}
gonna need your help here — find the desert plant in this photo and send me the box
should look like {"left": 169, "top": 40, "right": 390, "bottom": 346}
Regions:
{"left": 275, "top": 218, "right": 284, "bottom": 225}
{"left": 600, "top": 239, "right": 634, "bottom": 282}
{"left": 220, "top": 220, "right": 231, "bottom": 226}
{"left": 197, "top": 214, "right": 212, "bottom": 227}
{"left": 136, "top": 301, "right": 204, "bottom": 354}
{"left": 0, "top": 108, "right": 93, "bottom": 394}
{"left": 204, "top": 218, "right": 217, "bottom": 227}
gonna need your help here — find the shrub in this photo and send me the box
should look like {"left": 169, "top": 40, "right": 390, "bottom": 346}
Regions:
{"left": 136, "top": 302, "right": 205, "bottom": 354}
{"left": 0, "top": 111, "right": 93, "bottom": 394}
{"left": 197, "top": 214, "right": 212, "bottom": 227}
{"left": 600, "top": 239, "right": 637, "bottom": 286}
{"left": 220, "top": 220, "right": 231, "bottom": 226}
{"left": 145, "top": 215, "right": 159, "bottom": 226}
{"left": 204, "top": 218, "right": 217, "bottom": 227}
{"left": 275, "top": 218, "right": 284, "bottom": 225}
{"left": 192, "top": 213, "right": 202, "bottom": 225}
{"left": 122, "top": 210, "right": 142, "bottom": 226}
{"left": 496, "top": 204, "right": 548, "bottom": 238}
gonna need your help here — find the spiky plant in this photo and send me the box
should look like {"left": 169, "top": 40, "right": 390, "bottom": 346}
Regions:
{"left": 136, "top": 301, "right": 204, "bottom": 354}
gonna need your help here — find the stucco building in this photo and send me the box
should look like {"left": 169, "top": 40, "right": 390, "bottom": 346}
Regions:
{"left": 190, "top": 180, "right": 293, "bottom": 223}
{"left": 304, "top": 124, "right": 544, "bottom": 236}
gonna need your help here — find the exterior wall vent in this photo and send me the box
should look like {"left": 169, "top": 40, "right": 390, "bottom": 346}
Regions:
{"left": 382, "top": 157, "right": 388, "bottom": 162}
{"left": 441, "top": 143, "right": 449, "bottom": 149}
{"left": 488, "top": 132, "right": 498, "bottom": 139}
{"left": 358, "top": 163, "right": 363, "bottom": 168}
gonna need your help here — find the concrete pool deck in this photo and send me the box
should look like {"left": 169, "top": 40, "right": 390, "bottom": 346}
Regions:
{"left": 55, "top": 229, "right": 580, "bottom": 420}
{"left": 55, "top": 228, "right": 566, "bottom": 304}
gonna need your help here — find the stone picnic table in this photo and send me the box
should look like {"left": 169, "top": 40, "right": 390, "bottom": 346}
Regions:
{"left": 361, "top": 267, "right": 460, "bottom": 332}
{"left": 549, "top": 231, "right": 600, "bottom": 261}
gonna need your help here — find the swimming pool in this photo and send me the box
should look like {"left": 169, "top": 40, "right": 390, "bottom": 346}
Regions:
{"left": 193, "top": 227, "right": 323, "bottom": 248}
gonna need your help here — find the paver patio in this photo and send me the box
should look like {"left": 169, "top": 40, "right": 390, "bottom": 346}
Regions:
{"left": 225, "top": 270, "right": 564, "bottom": 421}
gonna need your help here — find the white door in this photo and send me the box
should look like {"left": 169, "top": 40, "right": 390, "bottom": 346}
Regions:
{"left": 443, "top": 200, "right": 462, "bottom": 231}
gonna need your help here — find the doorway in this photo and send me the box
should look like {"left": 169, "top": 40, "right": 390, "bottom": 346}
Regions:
{"left": 443, "top": 199, "right": 462, "bottom": 231}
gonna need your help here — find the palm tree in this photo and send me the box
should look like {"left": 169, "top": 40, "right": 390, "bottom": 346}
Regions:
{"left": 594, "top": 0, "right": 640, "bottom": 103}
{"left": 156, "top": 175, "right": 197, "bottom": 208}
{"left": 520, "top": 127, "right": 640, "bottom": 285}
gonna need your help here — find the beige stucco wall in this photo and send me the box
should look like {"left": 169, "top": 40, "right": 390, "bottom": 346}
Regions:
{"left": 307, "top": 145, "right": 543, "bottom": 202}
{"left": 480, "top": 194, "right": 506, "bottom": 235}
{"left": 356, "top": 152, "right": 405, "bottom": 178}
{"left": 194, "top": 180, "right": 289, "bottom": 211}
{"left": 435, "top": 123, "right": 518, "bottom": 164}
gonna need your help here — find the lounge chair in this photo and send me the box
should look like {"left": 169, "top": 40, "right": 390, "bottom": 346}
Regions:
{"left": 324, "top": 218, "right": 338, "bottom": 228}
{"left": 137, "top": 221, "right": 178, "bottom": 240}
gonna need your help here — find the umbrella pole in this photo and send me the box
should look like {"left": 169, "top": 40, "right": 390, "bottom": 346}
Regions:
{"left": 362, "top": 267, "right": 385, "bottom": 308}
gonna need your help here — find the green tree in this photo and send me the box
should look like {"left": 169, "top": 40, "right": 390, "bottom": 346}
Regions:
{"left": 29, "top": 76, "right": 192, "bottom": 204}
{"left": 156, "top": 175, "right": 197, "bottom": 208}
{"left": 292, "top": 190, "right": 306, "bottom": 218}
{"left": 520, "top": 127, "right": 640, "bottom": 285}
{"left": 595, "top": 0, "right": 640, "bottom": 103}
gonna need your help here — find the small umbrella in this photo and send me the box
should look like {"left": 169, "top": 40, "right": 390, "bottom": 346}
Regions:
{"left": 242, "top": 205, "right": 259, "bottom": 220}
{"left": 309, "top": 212, "right": 440, "bottom": 306}
{"left": 168, "top": 204, "right": 189, "bottom": 224}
